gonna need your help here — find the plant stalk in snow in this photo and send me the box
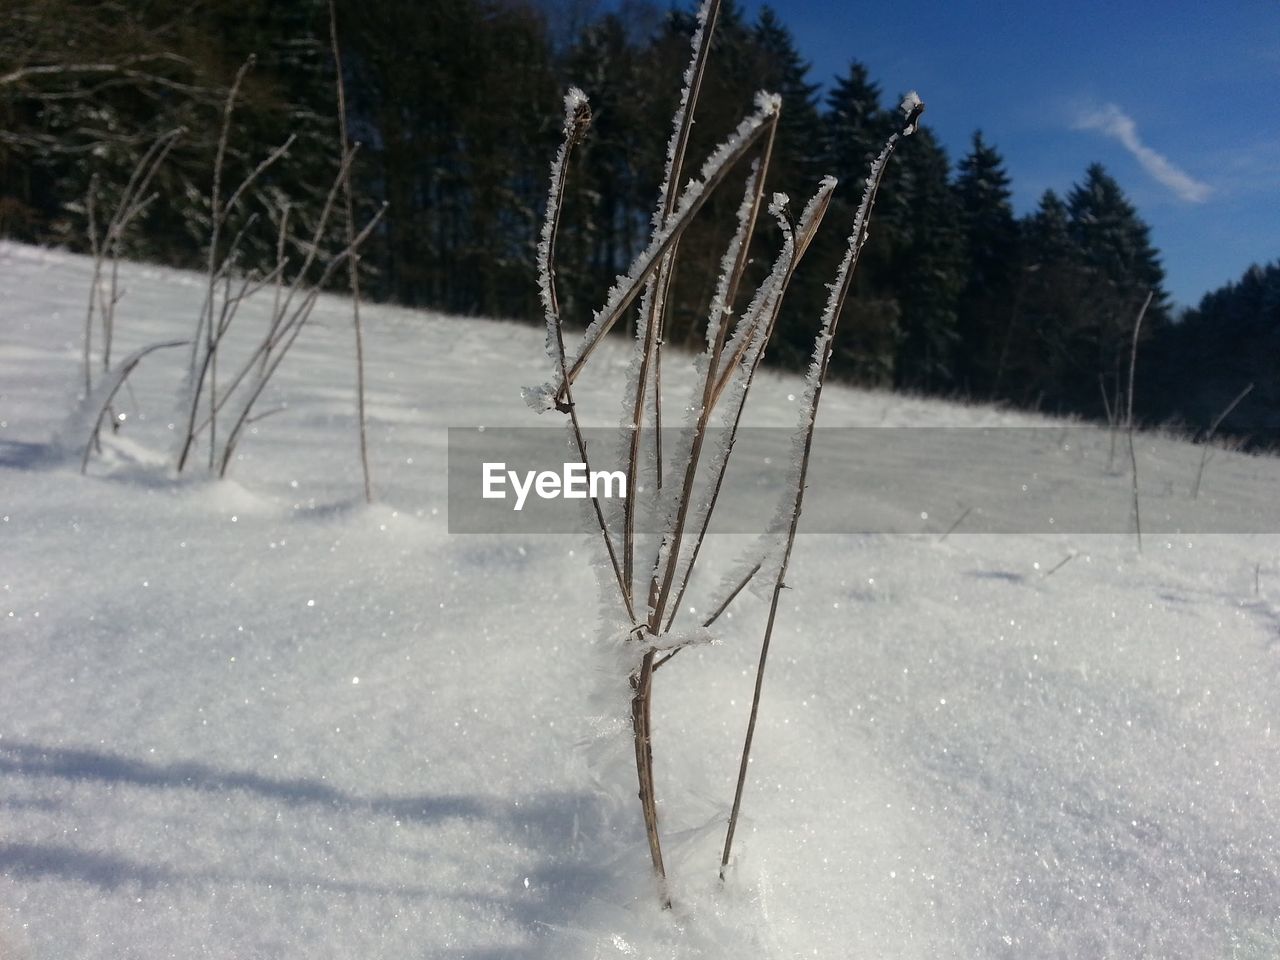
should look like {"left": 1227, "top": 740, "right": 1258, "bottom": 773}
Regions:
{"left": 329, "top": 0, "right": 374, "bottom": 504}
{"left": 1125, "top": 290, "right": 1152, "bottom": 553}
{"left": 529, "top": 0, "right": 920, "bottom": 905}
{"left": 720, "top": 95, "right": 924, "bottom": 879}
{"left": 1190, "top": 381, "right": 1253, "bottom": 499}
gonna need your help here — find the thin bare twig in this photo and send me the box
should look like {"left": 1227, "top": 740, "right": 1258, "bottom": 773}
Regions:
{"left": 81, "top": 128, "right": 183, "bottom": 396}
{"left": 1191, "top": 382, "right": 1253, "bottom": 499}
{"left": 706, "top": 561, "right": 761, "bottom": 629}
{"left": 177, "top": 55, "right": 254, "bottom": 474}
{"left": 329, "top": 0, "right": 374, "bottom": 504}
{"left": 538, "top": 90, "right": 633, "bottom": 621}
{"left": 548, "top": 102, "right": 779, "bottom": 403}
{"left": 721, "top": 97, "right": 923, "bottom": 880}
{"left": 620, "top": 0, "right": 726, "bottom": 897}
{"left": 939, "top": 505, "right": 972, "bottom": 542}
{"left": 1042, "top": 553, "right": 1075, "bottom": 578}
{"left": 80, "top": 340, "right": 188, "bottom": 474}
{"left": 654, "top": 179, "right": 834, "bottom": 636}
{"left": 1126, "top": 290, "right": 1152, "bottom": 553}
{"left": 218, "top": 200, "right": 387, "bottom": 477}
{"left": 83, "top": 174, "right": 101, "bottom": 398}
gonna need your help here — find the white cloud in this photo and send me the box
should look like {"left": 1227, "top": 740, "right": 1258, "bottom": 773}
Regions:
{"left": 1074, "top": 103, "right": 1212, "bottom": 203}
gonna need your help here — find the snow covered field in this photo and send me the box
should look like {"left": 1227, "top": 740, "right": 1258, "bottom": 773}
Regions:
{"left": 2, "top": 240, "right": 1279, "bottom": 958}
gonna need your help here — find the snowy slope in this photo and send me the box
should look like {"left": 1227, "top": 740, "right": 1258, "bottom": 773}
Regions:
{"left": 2, "top": 241, "right": 1279, "bottom": 959}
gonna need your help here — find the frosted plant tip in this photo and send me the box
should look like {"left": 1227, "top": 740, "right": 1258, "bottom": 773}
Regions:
{"left": 562, "top": 88, "right": 591, "bottom": 142}
{"left": 899, "top": 91, "right": 925, "bottom": 136}
{"left": 755, "top": 91, "right": 782, "bottom": 114}
{"left": 768, "top": 192, "right": 790, "bottom": 216}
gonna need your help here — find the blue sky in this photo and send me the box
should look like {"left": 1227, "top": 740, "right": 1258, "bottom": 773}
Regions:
{"left": 740, "top": 0, "right": 1280, "bottom": 308}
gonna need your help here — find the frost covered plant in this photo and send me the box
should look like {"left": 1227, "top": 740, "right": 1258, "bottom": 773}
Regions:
{"left": 529, "top": 0, "right": 922, "bottom": 906}
{"left": 73, "top": 49, "right": 383, "bottom": 485}
{"left": 172, "top": 56, "right": 385, "bottom": 480}
{"left": 81, "top": 127, "right": 183, "bottom": 402}
{"left": 74, "top": 127, "right": 186, "bottom": 473}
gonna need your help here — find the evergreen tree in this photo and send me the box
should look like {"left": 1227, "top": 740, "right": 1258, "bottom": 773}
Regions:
{"left": 887, "top": 126, "right": 965, "bottom": 392}
{"left": 820, "top": 61, "right": 898, "bottom": 384}
{"left": 0, "top": 0, "right": 313, "bottom": 264}
{"left": 10, "top": 0, "right": 1234, "bottom": 434}
{"left": 952, "top": 130, "right": 1018, "bottom": 396}
{"left": 824, "top": 61, "right": 893, "bottom": 196}
{"left": 560, "top": 12, "right": 651, "bottom": 325}
{"left": 342, "top": 0, "right": 558, "bottom": 314}
{"left": 1065, "top": 163, "right": 1170, "bottom": 410}
{"left": 639, "top": 1, "right": 811, "bottom": 350}
{"left": 751, "top": 7, "right": 823, "bottom": 196}
{"left": 1151, "top": 260, "right": 1280, "bottom": 444}
{"left": 749, "top": 6, "right": 829, "bottom": 363}
{"left": 1008, "top": 189, "right": 1094, "bottom": 409}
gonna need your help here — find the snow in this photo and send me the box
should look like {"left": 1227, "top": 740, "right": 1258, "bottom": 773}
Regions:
{"left": 3, "top": 240, "right": 1280, "bottom": 958}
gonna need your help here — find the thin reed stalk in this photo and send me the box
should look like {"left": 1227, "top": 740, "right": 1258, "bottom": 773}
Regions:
{"left": 1190, "top": 381, "right": 1253, "bottom": 499}
{"left": 720, "top": 96, "right": 924, "bottom": 879}
{"left": 1125, "top": 290, "right": 1152, "bottom": 553}
{"left": 329, "top": 0, "right": 373, "bottom": 504}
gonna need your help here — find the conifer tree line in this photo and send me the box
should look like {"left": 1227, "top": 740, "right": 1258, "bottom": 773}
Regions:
{"left": 2, "top": 0, "right": 1274, "bottom": 443}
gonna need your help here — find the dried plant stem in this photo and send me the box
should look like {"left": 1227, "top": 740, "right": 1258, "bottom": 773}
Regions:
{"left": 657, "top": 170, "right": 770, "bottom": 631}
{"left": 83, "top": 174, "right": 102, "bottom": 397}
{"left": 81, "top": 129, "right": 182, "bottom": 398}
{"left": 177, "top": 56, "right": 252, "bottom": 474}
{"left": 623, "top": 0, "right": 722, "bottom": 602}
{"left": 652, "top": 0, "right": 723, "bottom": 499}
{"left": 1191, "top": 381, "right": 1253, "bottom": 499}
{"left": 630, "top": 650, "right": 666, "bottom": 905}
{"left": 706, "top": 201, "right": 827, "bottom": 410}
{"left": 654, "top": 177, "right": 833, "bottom": 637}
{"left": 529, "top": 79, "right": 681, "bottom": 903}
{"left": 539, "top": 92, "right": 633, "bottom": 620}
{"left": 529, "top": 0, "right": 911, "bottom": 904}
{"left": 612, "top": 0, "right": 731, "bottom": 900}
{"left": 1126, "top": 290, "right": 1152, "bottom": 553}
{"left": 648, "top": 158, "right": 774, "bottom": 630}
{"left": 549, "top": 107, "right": 776, "bottom": 402}
{"left": 183, "top": 136, "right": 342, "bottom": 476}
{"left": 1098, "top": 372, "right": 1114, "bottom": 463}
{"left": 721, "top": 105, "right": 921, "bottom": 879}
{"left": 175, "top": 57, "right": 297, "bottom": 475}
{"left": 939, "top": 505, "right": 972, "bottom": 542}
{"left": 204, "top": 59, "right": 253, "bottom": 471}
{"left": 705, "top": 561, "right": 760, "bottom": 628}
{"left": 662, "top": 179, "right": 836, "bottom": 638}
{"left": 1043, "top": 553, "right": 1075, "bottom": 578}
{"left": 218, "top": 198, "right": 385, "bottom": 477}
{"left": 80, "top": 340, "right": 188, "bottom": 474}
{"left": 329, "top": 0, "right": 373, "bottom": 503}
